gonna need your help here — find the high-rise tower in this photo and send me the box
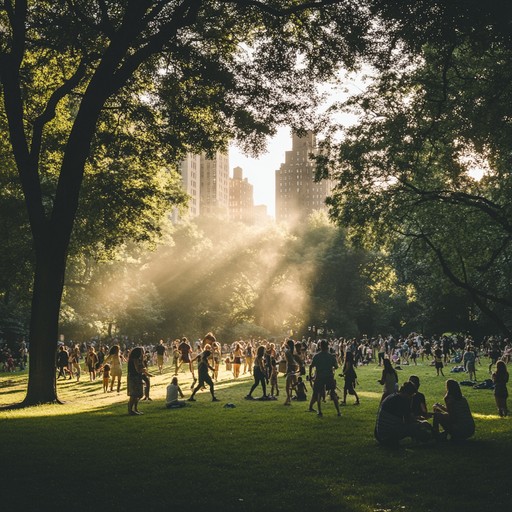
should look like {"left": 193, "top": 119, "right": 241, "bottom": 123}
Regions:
{"left": 275, "top": 131, "right": 332, "bottom": 223}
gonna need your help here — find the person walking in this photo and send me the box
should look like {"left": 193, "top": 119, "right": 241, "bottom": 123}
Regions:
{"left": 245, "top": 345, "right": 268, "bottom": 400}
{"left": 308, "top": 339, "right": 341, "bottom": 417}
{"left": 188, "top": 350, "right": 220, "bottom": 402}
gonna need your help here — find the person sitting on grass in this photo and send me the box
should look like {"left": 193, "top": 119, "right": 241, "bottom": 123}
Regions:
{"left": 432, "top": 379, "right": 475, "bottom": 441}
{"left": 292, "top": 376, "right": 308, "bottom": 401}
{"left": 166, "top": 376, "right": 187, "bottom": 408}
{"left": 188, "top": 350, "right": 220, "bottom": 402}
{"left": 374, "top": 381, "right": 423, "bottom": 447}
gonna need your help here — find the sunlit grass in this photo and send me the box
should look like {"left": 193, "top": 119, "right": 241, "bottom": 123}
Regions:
{"left": 1, "top": 359, "right": 511, "bottom": 512}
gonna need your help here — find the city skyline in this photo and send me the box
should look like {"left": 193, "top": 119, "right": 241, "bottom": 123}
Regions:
{"left": 229, "top": 126, "right": 292, "bottom": 218}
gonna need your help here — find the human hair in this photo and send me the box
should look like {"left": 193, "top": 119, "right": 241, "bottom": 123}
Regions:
{"left": 256, "top": 345, "right": 265, "bottom": 358}
{"left": 129, "top": 347, "right": 143, "bottom": 362}
{"left": 496, "top": 360, "right": 508, "bottom": 377}
{"left": 286, "top": 339, "right": 295, "bottom": 351}
{"left": 445, "top": 379, "right": 463, "bottom": 399}
{"left": 109, "top": 345, "right": 119, "bottom": 356}
{"left": 127, "top": 347, "right": 143, "bottom": 374}
{"left": 345, "top": 351, "right": 354, "bottom": 364}
{"left": 399, "top": 381, "right": 417, "bottom": 396}
{"left": 382, "top": 358, "right": 393, "bottom": 373}
{"left": 320, "top": 339, "right": 328, "bottom": 351}
{"left": 171, "top": 376, "right": 178, "bottom": 385}
{"left": 409, "top": 375, "right": 420, "bottom": 390}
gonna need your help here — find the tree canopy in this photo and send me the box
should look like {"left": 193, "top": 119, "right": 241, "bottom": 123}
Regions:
{"left": 319, "top": 1, "right": 512, "bottom": 335}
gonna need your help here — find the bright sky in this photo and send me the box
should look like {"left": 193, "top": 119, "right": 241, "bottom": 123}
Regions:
{"left": 228, "top": 72, "right": 369, "bottom": 218}
{"left": 229, "top": 126, "right": 292, "bottom": 218}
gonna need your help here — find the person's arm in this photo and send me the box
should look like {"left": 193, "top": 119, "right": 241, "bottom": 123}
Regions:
{"left": 178, "top": 386, "right": 184, "bottom": 398}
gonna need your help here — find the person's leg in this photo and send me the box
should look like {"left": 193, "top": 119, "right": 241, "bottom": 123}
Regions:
{"left": 248, "top": 374, "right": 259, "bottom": 397}
{"left": 308, "top": 393, "right": 317, "bottom": 411}
{"left": 316, "top": 390, "right": 323, "bottom": 416}
{"left": 331, "top": 390, "right": 341, "bottom": 416}
{"left": 353, "top": 388, "right": 360, "bottom": 405}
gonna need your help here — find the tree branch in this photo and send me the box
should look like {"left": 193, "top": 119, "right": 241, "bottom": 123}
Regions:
{"left": 30, "top": 57, "right": 89, "bottom": 165}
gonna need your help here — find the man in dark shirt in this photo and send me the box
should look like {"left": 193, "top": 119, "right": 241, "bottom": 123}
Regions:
{"left": 374, "top": 381, "right": 422, "bottom": 446}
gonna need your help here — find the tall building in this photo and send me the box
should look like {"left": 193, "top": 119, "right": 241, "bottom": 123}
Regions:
{"left": 178, "top": 153, "right": 201, "bottom": 218}
{"left": 229, "top": 166, "right": 255, "bottom": 224}
{"left": 200, "top": 151, "right": 230, "bottom": 217}
{"left": 275, "top": 131, "right": 333, "bottom": 224}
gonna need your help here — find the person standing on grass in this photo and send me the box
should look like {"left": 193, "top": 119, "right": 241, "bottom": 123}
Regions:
{"left": 434, "top": 345, "right": 445, "bottom": 376}
{"left": 85, "top": 346, "right": 99, "bottom": 381}
{"left": 492, "top": 360, "right": 509, "bottom": 417}
{"left": 155, "top": 339, "right": 166, "bottom": 374}
{"left": 56, "top": 345, "right": 72, "bottom": 380}
{"left": 232, "top": 341, "right": 243, "bottom": 379}
{"left": 245, "top": 345, "right": 268, "bottom": 400}
{"left": 212, "top": 339, "right": 222, "bottom": 382}
{"left": 104, "top": 344, "right": 124, "bottom": 393}
{"left": 188, "top": 350, "right": 220, "bottom": 402}
{"left": 284, "top": 339, "right": 301, "bottom": 406}
{"left": 341, "top": 351, "right": 360, "bottom": 406}
{"left": 69, "top": 345, "right": 81, "bottom": 381}
{"left": 308, "top": 339, "right": 341, "bottom": 417}
{"left": 378, "top": 358, "right": 398, "bottom": 403}
{"left": 178, "top": 337, "right": 196, "bottom": 385}
{"left": 127, "top": 347, "right": 146, "bottom": 415}
{"left": 463, "top": 345, "right": 477, "bottom": 381}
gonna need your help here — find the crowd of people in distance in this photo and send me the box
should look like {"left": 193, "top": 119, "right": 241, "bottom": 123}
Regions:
{"left": 2, "top": 331, "right": 510, "bottom": 445}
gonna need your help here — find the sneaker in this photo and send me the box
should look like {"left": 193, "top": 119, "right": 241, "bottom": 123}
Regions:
{"left": 244, "top": 395, "right": 254, "bottom": 400}
{"left": 212, "top": 397, "right": 220, "bottom": 402}
{"left": 188, "top": 397, "right": 196, "bottom": 402}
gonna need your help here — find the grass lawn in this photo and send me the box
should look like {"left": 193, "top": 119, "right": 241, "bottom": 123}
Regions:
{"left": 1, "top": 358, "right": 510, "bottom": 512}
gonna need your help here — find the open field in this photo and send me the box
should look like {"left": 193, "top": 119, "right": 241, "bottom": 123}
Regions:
{"left": 1, "top": 359, "right": 510, "bottom": 512}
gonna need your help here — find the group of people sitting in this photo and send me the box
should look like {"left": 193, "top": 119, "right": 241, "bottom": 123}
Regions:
{"left": 374, "top": 376, "right": 476, "bottom": 447}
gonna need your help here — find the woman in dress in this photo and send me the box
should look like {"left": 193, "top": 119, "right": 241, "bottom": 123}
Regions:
{"left": 104, "top": 344, "right": 124, "bottom": 393}
{"left": 378, "top": 357, "right": 398, "bottom": 402}
{"left": 127, "top": 347, "right": 145, "bottom": 415}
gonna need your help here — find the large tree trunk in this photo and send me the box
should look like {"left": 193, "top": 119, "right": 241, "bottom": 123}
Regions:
{"left": 23, "top": 243, "right": 67, "bottom": 405}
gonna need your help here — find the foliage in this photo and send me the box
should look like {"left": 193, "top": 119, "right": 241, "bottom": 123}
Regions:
{"left": 320, "top": 9, "right": 512, "bottom": 335}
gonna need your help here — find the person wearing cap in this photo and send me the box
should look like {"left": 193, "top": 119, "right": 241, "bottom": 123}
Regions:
{"left": 374, "top": 381, "right": 423, "bottom": 446}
